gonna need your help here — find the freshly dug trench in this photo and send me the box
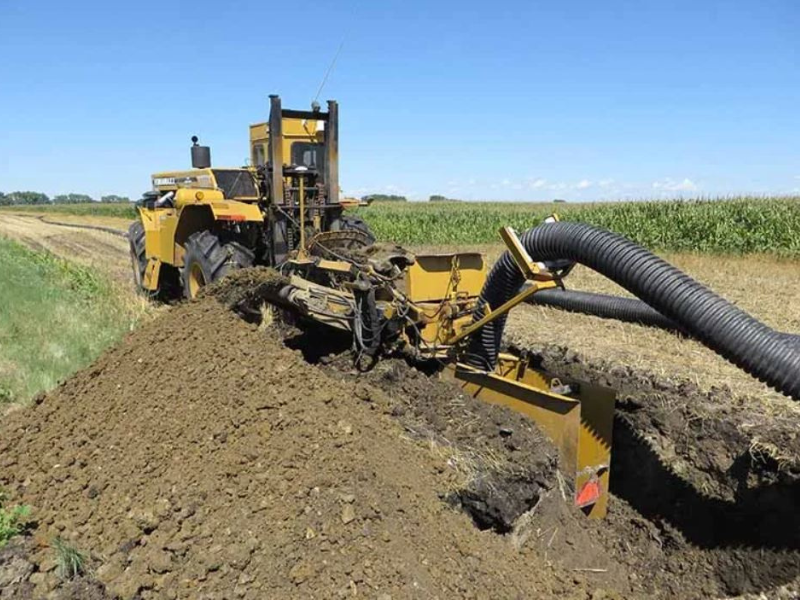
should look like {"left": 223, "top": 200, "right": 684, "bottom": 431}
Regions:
{"left": 526, "top": 343, "right": 800, "bottom": 596}
{"left": 280, "top": 323, "right": 800, "bottom": 598}
{"left": 214, "top": 270, "right": 800, "bottom": 597}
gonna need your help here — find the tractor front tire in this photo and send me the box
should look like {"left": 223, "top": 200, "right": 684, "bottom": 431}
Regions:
{"left": 182, "top": 231, "right": 254, "bottom": 299}
{"left": 128, "top": 220, "right": 148, "bottom": 292}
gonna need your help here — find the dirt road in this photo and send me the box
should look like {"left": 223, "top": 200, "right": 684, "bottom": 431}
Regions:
{"left": 0, "top": 213, "right": 131, "bottom": 284}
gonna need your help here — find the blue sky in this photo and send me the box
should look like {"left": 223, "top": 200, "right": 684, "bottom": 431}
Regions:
{"left": 0, "top": 0, "right": 798, "bottom": 201}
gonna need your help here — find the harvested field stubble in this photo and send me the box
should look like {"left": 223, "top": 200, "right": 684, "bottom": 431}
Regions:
{"left": 0, "top": 283, "right": 798, "bottom": 598}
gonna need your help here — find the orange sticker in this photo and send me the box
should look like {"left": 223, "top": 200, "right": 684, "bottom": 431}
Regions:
{"left": 575, "top": 478, "right": 602, "bottom": 508}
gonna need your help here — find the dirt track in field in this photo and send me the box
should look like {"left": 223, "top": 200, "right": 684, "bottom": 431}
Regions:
{"left": 0, "top": 214, "right": 131, "bottom": 283}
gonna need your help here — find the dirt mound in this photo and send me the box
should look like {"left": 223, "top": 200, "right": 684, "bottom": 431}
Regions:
{"left": 1, "top": 283, "right": 798, "bottom": 598}
{"left": 284, "top": 331, "right": 800, "bottom": 597}
{"left": 0, "top": 299, "right": 574, "bottom": 599}
{"left": 199, "top": 267, "right": 288, "bottom": 316}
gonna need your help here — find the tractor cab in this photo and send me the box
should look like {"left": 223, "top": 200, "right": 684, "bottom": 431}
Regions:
{"left": 249, "top": 99, "right": 329, "bottom": 173}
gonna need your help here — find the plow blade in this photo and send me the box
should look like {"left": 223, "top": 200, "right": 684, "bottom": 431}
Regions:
{"left": 447, "top": 354, "right": 615, "bottom": 518}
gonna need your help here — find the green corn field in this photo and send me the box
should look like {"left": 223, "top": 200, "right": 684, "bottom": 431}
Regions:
{"left": 355, "top": 196, "right": 800, "bottom": 255}
{"left": 3, "top": 195, "right": 799, "bottom": 255}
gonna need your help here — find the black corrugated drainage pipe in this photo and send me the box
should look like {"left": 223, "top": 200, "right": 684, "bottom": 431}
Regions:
{"left": 466, "top": 222, "right": 800, "bottom": 400}
{"left": 525, "top": 288, "right": 682, "bottom": 332}
{"left": 523, "top": 287, "right": 800, "bottom": 347}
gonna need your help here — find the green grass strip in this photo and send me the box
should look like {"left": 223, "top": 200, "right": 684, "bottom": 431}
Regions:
{"left": 0, "top": 238, "right": 137, "bottom": 404}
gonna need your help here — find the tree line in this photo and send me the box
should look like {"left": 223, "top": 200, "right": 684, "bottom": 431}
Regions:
{"left": 362, "top": 194, "right": 463, "bottom": 203}
{"left": 0, "top": 191, "right": 130, "bottom": 206}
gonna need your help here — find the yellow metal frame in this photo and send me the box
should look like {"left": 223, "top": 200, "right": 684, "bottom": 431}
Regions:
{"left": 206, "top": 199, "right": 263, "bottom": 223}
{"left": 448, "top": 279, "right": 558, "bottom": 345}
{"left": 447, "top": 224, "right": 562, "bottom": 345}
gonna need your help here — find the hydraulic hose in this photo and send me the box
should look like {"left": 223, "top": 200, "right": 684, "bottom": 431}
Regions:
{"left": 466, "top": 222, "right": 800, "bottom": 400}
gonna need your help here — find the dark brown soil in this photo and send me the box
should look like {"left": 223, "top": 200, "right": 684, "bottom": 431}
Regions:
{"left": 0, "top": 300, "right": 577, "bottom": 599}
{"left": 1, "top": 280, "right": 798, "bottom": 598}
{"left": 284, "top": 328, "right": 800, "bottom": 598}
{"left": 199, "top": 267, "right": 289, "bottom": 317}
{"left": 0, "top": 537, "right": 112, "bottom": 599}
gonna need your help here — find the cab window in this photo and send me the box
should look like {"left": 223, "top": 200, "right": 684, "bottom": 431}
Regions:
{"left": 253, "top": 143, "right": 266, "bottom": 166}
{"left": 290, "top": 143, "right": 324, "bottom": 170}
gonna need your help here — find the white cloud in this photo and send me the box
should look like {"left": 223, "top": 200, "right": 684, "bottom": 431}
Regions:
{"left": 575, "top": 179, "right": 592, "bottom": 190}
{"left": 345, "top": 183, "right": 416, "bottom": 198}
{"left": 529, "top": 178, "right": 547, "bottom": 189}
{"left": 652, "top": 177, "right": 698, "bottom": 192}
{"left": 598, "top": 178, "right": 615, "bottom": 188}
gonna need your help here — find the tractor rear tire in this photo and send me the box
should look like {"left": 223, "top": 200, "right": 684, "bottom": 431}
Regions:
{"left": 335, "top": 215, "right": 376, "bottom": 245}
{"left": 182, "top": 231, "right": 254, "bottom": 299}
{"left": 128, "top": 220, "right": 148, "bottom": 293}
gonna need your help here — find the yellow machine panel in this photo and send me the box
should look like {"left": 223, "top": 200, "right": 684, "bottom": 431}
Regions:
{"left": 207, "top": 200, "right": 263, "bottom": 223}
{"left": 140, "top": 208, "right": 179, "bottom": 266}
{"left": 405, "top": 253, "right": 486, "bottom": 303}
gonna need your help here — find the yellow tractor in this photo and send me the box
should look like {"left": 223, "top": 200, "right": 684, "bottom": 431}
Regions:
{"left": 128, "top": 95, "right": 373, "bottom": 299}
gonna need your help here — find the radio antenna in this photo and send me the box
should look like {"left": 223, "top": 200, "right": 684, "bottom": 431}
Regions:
{"left": 313, "top": 38, "right": 345, "bottom": 103}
